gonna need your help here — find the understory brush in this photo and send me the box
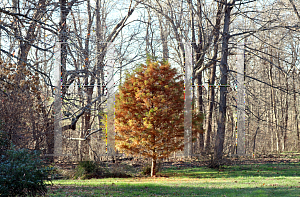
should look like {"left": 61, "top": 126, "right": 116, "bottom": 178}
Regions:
{"left": 53, "top": 160, "right": 134, "bottom": 180}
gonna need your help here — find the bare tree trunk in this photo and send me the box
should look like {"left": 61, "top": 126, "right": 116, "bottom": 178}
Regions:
{"left": 212, "top": 0, "right": 234, "bottom": 168}
{"left": 205, "top": 65, "right": 215, "bottom": 153}
{"left": 253, "top": 106, "right": 260, "bottom": 154}
{"left": 151, "top": 134, "right": 156, "bottom": 177}
{"left": 283, "top": 73, "right": 288, "bottom": 151}
{"left": 81, "top": 0, "right": 94, "bottom": 160}
{"left": 60, "top": 0, "right": 68, "bottom": 93}
{"left": 96, "top": 0, "right": 102, "bottom": 137}
{"left": 205, "top": 1, "right": 223, "bottom": 154}
{"left": 145, "top": 8, "right": 151, "bottom": 55}
{"left": 267, "top": 108, "right": 273, "bottom": 152}
{"left": 151, "top": 157, "right": 156, "bottom": 177}
{"left": 230, "top": 109, "right": 235, "bottom": 154}
{"left": 79, "top": 101, "right": 85, "bottom": 161}
{"left": 187, "top": 0, "right": 204, "bottom": 154}
{"left": 268, "top": 51, "right": 279, "bottom": 153}
{"left": 293, "top": 68, "right": 300, "bottom": 151}
{"left": 197, "top": 73, "right": 204, "bottom": 153}
{"left": 157, "top": 13, "right": 169, "bottom": 60}
{"left": 96, "top": 0, "right": 106, "bottom": 160}
{"left": 278, "top": 54, "right": 285, "bottom": 152}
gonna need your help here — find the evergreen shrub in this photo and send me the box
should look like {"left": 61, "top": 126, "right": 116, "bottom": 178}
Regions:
{"left": 0, "top": 131, "right": 53, "bottom": 196}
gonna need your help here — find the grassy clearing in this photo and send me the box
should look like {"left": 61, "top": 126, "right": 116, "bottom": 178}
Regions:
{"left": 47, "top": 162, "right": 300, "bottom": 196}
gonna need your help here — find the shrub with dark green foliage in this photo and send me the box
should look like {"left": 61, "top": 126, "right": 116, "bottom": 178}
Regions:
{"left": 0, "top": 130, "right": 10, "bottom": 159}
{"left": 72, "top": 160, "right": 132, "bottom": 179}
{"left": 0, "top": 142, "right": 53, "bottom": 196}
{"left": 74, "top": 160, "right": 105, "bottom": 179}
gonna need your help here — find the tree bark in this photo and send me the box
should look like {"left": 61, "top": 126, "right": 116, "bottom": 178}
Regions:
{"left": 157, "top": 13, "right": 169, "bottom": 60}
{"left": 212, "top": 0, "right": 234, "bottom": 168}
{"left": 196, "top": 73, "right": 204, "bottom": 153}
{"left": 253, "top": 105, "right": 260, "bottom": 154}
{"left": 205, "top": 63, "right": 217, "bottom": 154}
{"left": 283, "top": 73, "right": 288, "bottom": 151}
{"left": 81, "top": 0, "right": 93, "bottom": 160}
{"left": 292, "top": 68, "right": 299, "bottom": 151}
{"left": 151, "top": 157, "right": 156, "bottom": 177}
{"left": 60, "top": 0, "right": 68, "bottom": 94}
{"left": 205, "top": 1, "right": 223, "bottom": 154}
{"left": 269, "top": 52, "right": 279, "bottom": 153}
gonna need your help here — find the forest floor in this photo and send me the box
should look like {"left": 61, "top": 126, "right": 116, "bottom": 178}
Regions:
{"left": 46, "top": 153, "right": 300, "bottom": 196}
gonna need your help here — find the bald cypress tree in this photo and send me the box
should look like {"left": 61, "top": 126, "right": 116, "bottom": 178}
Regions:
{"left": 115, "top": 57, "right": 203, "bottom": 176}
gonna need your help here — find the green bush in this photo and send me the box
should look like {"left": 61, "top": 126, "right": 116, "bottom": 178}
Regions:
{"left": 141, "top": 164, "right": 152, "bottom": 175}
{"left": 72, "top": 161, "right": 133, "bottom": 179}
{"left": 74, "top": 160, "right": 105, "bottom": 179}
{"left": 108, "top": 163, "right": 132, "bottom": 178}
{"left": 0, "top": 145, "right": 53, "bottom": 196}
{"left": 0, "top": 130, "right": 10, "bottom": 159}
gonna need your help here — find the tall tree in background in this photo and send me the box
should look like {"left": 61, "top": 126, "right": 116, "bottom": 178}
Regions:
{"left": 212, "top": 0, "right": 235, "bottom": 168}
{"left": 115, "top": 57, "right": 203, "bottom": 177}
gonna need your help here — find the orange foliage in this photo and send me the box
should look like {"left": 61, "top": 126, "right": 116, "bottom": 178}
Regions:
{"left": 0, "top": 59, "right": 51, "bottom": 151}
{"left": 115, "top": 58, "right": 204, "bottom": 164}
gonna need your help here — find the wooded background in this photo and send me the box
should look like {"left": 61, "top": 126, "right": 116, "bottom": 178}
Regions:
{"left": 0, "top": 0, "right": 299, "bottom": 166}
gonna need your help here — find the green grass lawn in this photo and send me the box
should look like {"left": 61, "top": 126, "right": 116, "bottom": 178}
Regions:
{"left": 47, "top": 162, "right": 300, "bottom": 196}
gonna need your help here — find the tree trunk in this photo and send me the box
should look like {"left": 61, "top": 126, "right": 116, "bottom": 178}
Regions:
{"left": 278, "top": 54, "right": 285, "bottom": 152}
{"left": 196, "top": 73, "right": 204, "bottom": 153}
{"left": 96, "top": 0, "right": 106, "bottom": 159}
{"left": 204, "top": 1, "right": 222, "bottom": 154}
{"left": 80, "top": 0, "right": 94, "bottom": 160}
{"left": 60, "top": 0, "right": 68, "bottom": 95}
{"left": 157, "top": 13, "right": 169, "bottom": 60}
{"left": 269, "top": 54, "right": 280, "bottom": 153}
{"left": 151, "top": 158, "right": 156, "bottom": 177}
{"left": 205, "top": 64, "right": 216, "bottom": 154}
{"left": 212, "top": 1, "right": 233, "bottom": 168}
{"left": 253, "top": 106, "right": 260, "bottom": 154}
{"left": 293, "top": 68, "right": 299, "bottom": 151}
{"left": 230, "top": 110, "right": 235, "bottom": 154}
{"left": 267, "top": 108, "right": 273, "bottom": 152}
{"left": 46, "top": 123, "right": 54, "bottom": 162}
{"left": 283, "top": 74, "right": 288, "bottom": 151}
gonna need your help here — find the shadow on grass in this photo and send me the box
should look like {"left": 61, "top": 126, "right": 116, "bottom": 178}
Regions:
{"left": 159, "top": 162, "right": 300, "bottom": 179}
{"left": 47, "top": 162, "right": 300, "bottom": 196}
{"left": 47, "top": 184, "right": 300, "bottom": 197}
